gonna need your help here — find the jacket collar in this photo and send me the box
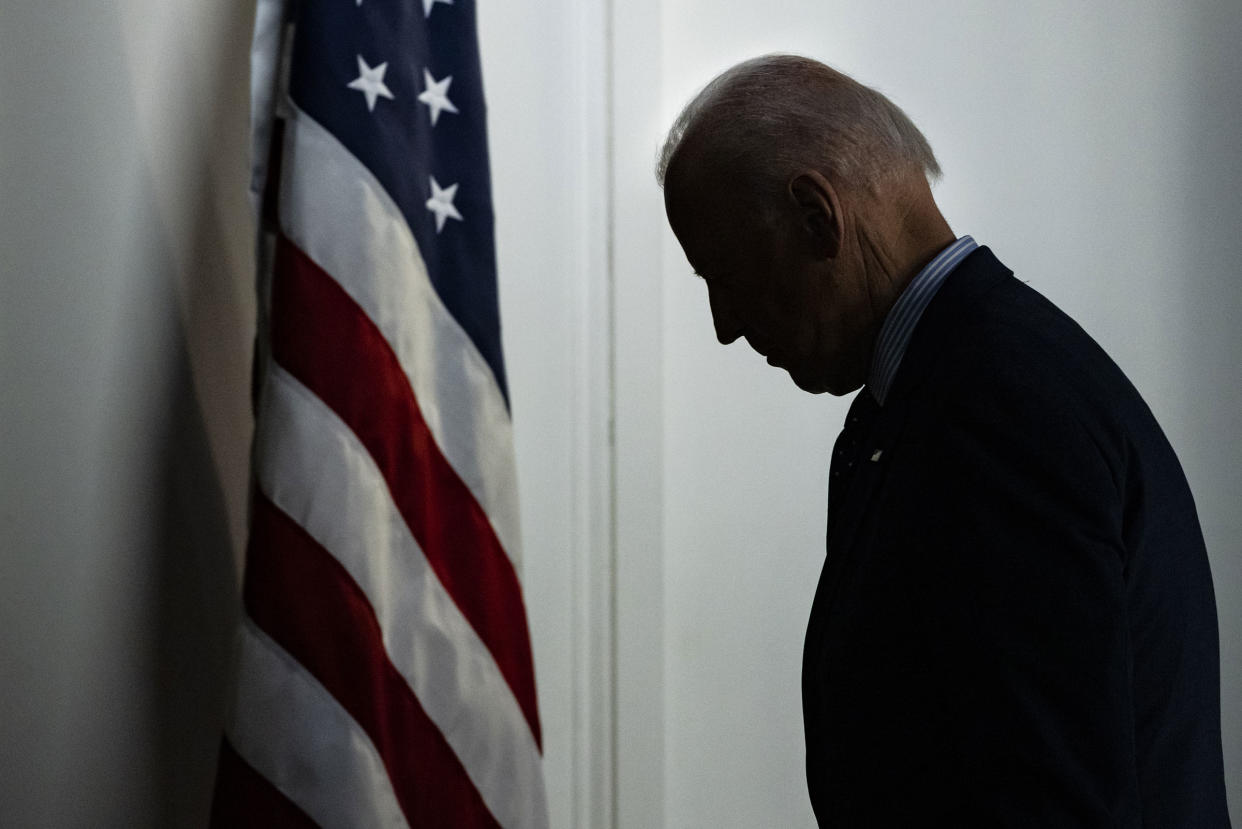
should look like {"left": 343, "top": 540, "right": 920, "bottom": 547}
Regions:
{"left": 879, "top": 246, "right": 1013, "bottom": 407}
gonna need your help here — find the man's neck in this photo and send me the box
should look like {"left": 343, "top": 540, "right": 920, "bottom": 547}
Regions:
{"left": 847, "top": 191, "right": 954, "bottom": 392}
{"left": 888, "top": 190, "right": 956, "bottom": 293}
{"left": 858, "top": 202, "right": 953, "bottom": 323}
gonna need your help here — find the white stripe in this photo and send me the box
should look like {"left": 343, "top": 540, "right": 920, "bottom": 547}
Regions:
{"left": 225, "top": 618, "right": 409, "bottom": 829}
{"left": 248, "top": 0, "right": 290, "bottom": 212}
{"left": 277, "top": 102, "right": 523, "bottom": 569}
{"left": 256, "top": 364, "right": 549, "bottom": 829}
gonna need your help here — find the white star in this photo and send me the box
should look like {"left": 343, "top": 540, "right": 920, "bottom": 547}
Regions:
{"left": 422, "top": 0, "right": 452, "bottom": 18}
{"left": 425, "top": 176, "right": 463, "bottom": 233}
{"left": 417, "top": 70, "right": 459, "bottom": 126}
{"left": 346, "top": 55, "right": 395, "bottom": 112}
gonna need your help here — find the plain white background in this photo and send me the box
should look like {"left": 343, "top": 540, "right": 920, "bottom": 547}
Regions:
{"left": 1, "top": 0, "right": 1238, "bottom": 826}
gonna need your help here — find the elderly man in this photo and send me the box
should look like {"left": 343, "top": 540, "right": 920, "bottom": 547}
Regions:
{"left": 657, "top": 55, "right": 1229, "bottom": 827}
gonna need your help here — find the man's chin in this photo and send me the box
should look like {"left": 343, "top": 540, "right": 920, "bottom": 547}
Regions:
{"left": 788, "top": 367, "right": 860, "bottom": 396}
{"left": 788, "top": 369, "right": 832, "bottom": 395}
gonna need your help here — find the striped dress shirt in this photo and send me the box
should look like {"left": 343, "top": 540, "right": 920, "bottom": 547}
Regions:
{"left": 866, "top": 235, "right": 978, "bottom": 405}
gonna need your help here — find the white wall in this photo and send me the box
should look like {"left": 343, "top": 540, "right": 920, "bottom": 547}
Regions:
{"left": 650, "top": 1, "right": 1242, "bottom": 826}
{"left": 2, "top": 0, "right": 1238, "bottom": 827}
{"left": 1, "top": 0, "right": 254, "bottom": 824}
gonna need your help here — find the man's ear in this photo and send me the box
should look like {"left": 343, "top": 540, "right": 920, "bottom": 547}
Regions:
{"left": 787, "top": 170, "right": 843, "bottom": 260}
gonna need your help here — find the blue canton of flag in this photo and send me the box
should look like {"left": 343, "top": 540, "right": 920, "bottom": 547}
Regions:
{"left": 294, "top": 0, "right": 509, "bottom": 401}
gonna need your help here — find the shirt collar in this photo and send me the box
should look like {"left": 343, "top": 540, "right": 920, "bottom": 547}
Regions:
{"left": 866, "top": 235, "right": 977, "bottom": 405}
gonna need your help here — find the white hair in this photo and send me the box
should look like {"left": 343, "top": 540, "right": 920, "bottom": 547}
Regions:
{"left": 656, "top": 54, "right": 941, "bottom": 201}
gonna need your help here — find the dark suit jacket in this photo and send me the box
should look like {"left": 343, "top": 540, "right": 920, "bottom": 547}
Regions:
{"left": 802, "top": 247, "right": 1230, "bottom": 827}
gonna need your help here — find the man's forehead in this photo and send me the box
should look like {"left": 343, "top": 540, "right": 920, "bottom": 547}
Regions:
{"left": 667, "top": 198, "right": 732, "bottom": 263}
{"left": 672, "top": 224, "right": 753, "bottom": 283}
{"left": 666, "top": 171, "right": 748, "bottom": 228}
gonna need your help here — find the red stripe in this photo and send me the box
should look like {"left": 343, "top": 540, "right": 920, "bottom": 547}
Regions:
{"left": 210, "top": 737, "right": 318, "bottom": 828}
{"left": 245, "top": 493, "right": 502, "bottom": 828}
{"left": 270, "top": 234, "right": 542, "bottom": 747}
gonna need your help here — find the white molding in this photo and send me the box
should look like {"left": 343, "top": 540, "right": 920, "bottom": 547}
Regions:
{"left": 566, "top": 0, "right": 617, "bottom": 827}
{"left": 609, "top": 0, "right": 666, "bottom": 826}
{"left": 545, "top": 0, "right": 667, "bottom": 824}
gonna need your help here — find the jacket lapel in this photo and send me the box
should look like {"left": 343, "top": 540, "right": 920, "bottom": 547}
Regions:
{"left": 809, "top": 398, "right": 904, "bottom": 650}
{"left": 806, "top": 247, "right": 1014, "bottom": 648}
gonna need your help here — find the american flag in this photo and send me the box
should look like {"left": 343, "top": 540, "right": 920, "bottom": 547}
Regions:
{"left": 210, "top": 0, "right": 547, "bottom": 826}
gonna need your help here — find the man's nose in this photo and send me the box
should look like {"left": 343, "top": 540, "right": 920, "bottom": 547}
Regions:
{"left": 708, "top": 288, "right": 742, "bottom": 345}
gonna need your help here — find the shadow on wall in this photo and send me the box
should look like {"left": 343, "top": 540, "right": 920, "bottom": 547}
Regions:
{"left": 1181, "top": 1, "right": 1242, "bottom": 820}
{"left": 132, "top": 0, "right": 259, "bottom": 823}
{"left": 1, "top": 0, "right": 256, "bottom": 823}
{"left": 147, "top": 313, "right": 241, "bottom": 827}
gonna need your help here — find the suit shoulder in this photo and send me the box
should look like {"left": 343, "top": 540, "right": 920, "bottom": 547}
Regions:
{"left": 932, "top": 277, "right": 1150, "bottom": 432}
